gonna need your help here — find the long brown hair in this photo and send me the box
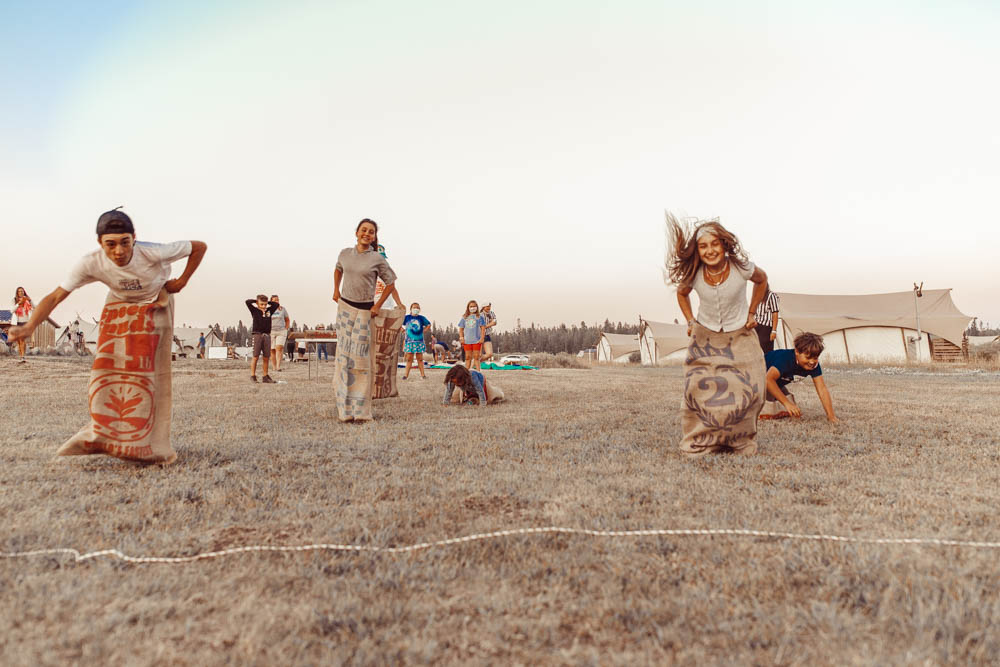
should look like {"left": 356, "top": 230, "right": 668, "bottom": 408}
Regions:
{"left": 13, "top": 287, "right": 31, "bottom": 305}
{"left": 664, "top": 211, "right": 749, "bottom": 287}
{"left": 444, "top": 365, "right": 479, "bottom": 404}
{"left": 462, "top": 300, "right": 479, "bottom": 318}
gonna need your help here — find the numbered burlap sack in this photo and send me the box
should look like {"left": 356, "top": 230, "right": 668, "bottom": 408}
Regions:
{"left": 334, "top": 300, "right": 376, "bottom": 422}
{"left": 372, "top": 306, "right": 405, "bottom": 400}
{"left": 679, "top": 323, "right": 765, "bottom": 457}
{"left": 57, "top": 290, "right": 177, "bottom": 464}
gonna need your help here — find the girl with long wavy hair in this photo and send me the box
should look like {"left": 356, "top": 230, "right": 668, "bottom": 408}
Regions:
{"left": 442, "top": 364, "right": 487, "bottom": 406}
{"left": 12, "top": 287, "right": 33, "bottom": 362}
{"left": 665, "top": 212, "right": 769, "bottom": 457}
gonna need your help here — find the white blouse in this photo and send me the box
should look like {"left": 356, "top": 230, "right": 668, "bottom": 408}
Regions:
{"left": 691, "top": 260, "right": 756, "bottom": 333}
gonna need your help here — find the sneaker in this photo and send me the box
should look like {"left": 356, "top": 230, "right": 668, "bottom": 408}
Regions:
{"left": 262, "top": 375, "right": 275, "bottom": 383}
{"left": 402, "top": 375, "right": 408, "bottom": 380}
{"left": 251, "top": 376, "right": 258, "bottom": 383}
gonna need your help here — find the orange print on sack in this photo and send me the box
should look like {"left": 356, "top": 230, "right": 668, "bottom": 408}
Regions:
{"left": 93, "top": 301, "right": 158, "bottom": 372}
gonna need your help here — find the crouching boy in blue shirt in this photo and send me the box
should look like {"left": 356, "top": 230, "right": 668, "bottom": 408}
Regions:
{"left": 760, "top": 332, "right": 839, "bottom": 423}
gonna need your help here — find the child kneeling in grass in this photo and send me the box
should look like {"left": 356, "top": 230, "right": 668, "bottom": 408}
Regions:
{"left": 761, "top": 332, "right": 839, "bottom": 423}
{"left": 442, "top": 364, "right": 505, "bottom": 406}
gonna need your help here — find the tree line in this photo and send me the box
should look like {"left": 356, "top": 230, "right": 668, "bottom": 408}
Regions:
{"left": 209, "top": 319, "right": 640, "bottom": 355}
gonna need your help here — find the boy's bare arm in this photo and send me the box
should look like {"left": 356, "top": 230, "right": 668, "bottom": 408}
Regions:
{"left": 766, "top": 367, "right": 801, "bottom": 417}
{"left": 813, "top": 376, "right": 839, "bottom": 422}
{"left": 8, "top": 287, "right": 71, "bottom": 342}
{"left": 165, "top": 241, "right": 207, "bottom": 293}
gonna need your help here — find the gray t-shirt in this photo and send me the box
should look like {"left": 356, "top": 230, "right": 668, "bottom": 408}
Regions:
{"left": 692, "top": 260, "right": 756, "bottom": 333}
{"left": 336, "top": 247, "right": 397, "bottom": 302}
{"left": 271, "top": 306, "right": 289, "bottom": 332}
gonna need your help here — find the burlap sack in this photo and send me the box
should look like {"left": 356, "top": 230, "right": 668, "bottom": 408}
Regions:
{"left": 334, "top": 301, "right": 375, "bottom": 422}
{"left": 680, "top": 323, "right": 765, "bottom": 457}
{"left": 57, "top": 290, "right": 177, "bottom": 464}
{"left": 372, "top": 306, "right": 405, "bottom": 400}
{"left": 449, "top": 373, "right": 504, "bottom": 404}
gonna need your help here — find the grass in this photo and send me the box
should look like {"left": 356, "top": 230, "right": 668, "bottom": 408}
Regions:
{"left": 2, "top": 356, "right": 999, "bottom": 665}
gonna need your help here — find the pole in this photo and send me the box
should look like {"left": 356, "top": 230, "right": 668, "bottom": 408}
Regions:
{"left": 913, "top": 282, "right": 923, "bottom": 362}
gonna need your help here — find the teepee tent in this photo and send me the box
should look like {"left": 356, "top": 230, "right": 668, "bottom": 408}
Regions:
{"left": 55, "top": 316, "right": 101, "bottom": 354}
{"left": 774, "top": 289, "right": 971, "bottom": 362}
{"left": 597, "top": 332, "right": 639, "bottom": 363}
{"left": 638, "top": 319, "right": 689, "bottom": 365}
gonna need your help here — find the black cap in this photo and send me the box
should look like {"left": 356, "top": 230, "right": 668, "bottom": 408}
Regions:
{"left": 96, "top": 207, "right": 134, "bottom": 236}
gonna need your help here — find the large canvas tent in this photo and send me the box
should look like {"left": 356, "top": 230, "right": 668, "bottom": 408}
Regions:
{"left": 774, "top": 289, "right": 971, "bottom": 363}
{"left": 173, "top": 326, "right": 223, "bottom": 357}
{"left": 596, "top": 332, "right": 639, "bottom": 363}
{"left": 638, "top": 319, "right": 689, "bottom": 365}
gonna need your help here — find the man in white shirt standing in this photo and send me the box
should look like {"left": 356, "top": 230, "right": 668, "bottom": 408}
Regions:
{"left": 269, "top": 294, "right": 291, "bottom": 373}
{"left": 9, "top": 207, "right": 207, "bottom": 464}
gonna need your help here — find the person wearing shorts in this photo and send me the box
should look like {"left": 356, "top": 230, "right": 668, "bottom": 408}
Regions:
{"left": 458, "top": 299, "right": 486, "bottom": 371}
{"left": 481, "top": 303, "right": 497, "bottom": 362}
{"left": 402, "top": 302, "right": 431, "bottom": 379}
{"left": 246, "top": 294, "right": 279, "bottom": 383}
{"left": 269, "top": 294, "right": 290, "bottom": 372}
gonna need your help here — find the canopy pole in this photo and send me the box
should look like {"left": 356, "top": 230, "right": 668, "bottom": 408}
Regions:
{"left": 913, "top": 282, "right": 924, "bottom": 362}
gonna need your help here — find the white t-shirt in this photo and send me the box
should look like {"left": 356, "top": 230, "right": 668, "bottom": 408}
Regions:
{"left": 691, "top": 260, "right": 756, "bottom": 333}
{"left": 61, "top": 241, "right": 193, "bottom": 303}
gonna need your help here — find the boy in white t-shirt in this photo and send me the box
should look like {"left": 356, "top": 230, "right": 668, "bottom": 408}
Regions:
{"left": 9, "top": 208, "right": 207, "bottom": 463}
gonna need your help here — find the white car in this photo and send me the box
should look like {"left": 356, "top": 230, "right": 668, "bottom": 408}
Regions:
{"left": 499, "top": 354, "right": 531, "bottom": 366}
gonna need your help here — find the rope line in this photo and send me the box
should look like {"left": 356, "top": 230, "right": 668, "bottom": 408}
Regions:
{"left": 3, "top": 527, "right": 1000, "bottom": 565}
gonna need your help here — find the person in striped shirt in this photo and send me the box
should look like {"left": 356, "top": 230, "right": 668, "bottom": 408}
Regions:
{"left": 754, "top": 288, "right": 780, "bottom": 353}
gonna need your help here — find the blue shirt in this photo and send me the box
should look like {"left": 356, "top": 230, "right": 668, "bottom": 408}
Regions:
{"left": 765, "top": 348, "right": 822, "bottom": 386}
{"left": 458, "top": 315, "right": 486, "bottom": 344}
{"left": 403, "top": 314, "right": 430, "bottom": 342}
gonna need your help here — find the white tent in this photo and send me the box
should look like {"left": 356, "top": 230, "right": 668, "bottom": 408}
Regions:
{"left": 774, "top": 289, "right": 971, "bottom": 363}
{"left": 638, "top": 319, "right": 690, "bottom": 365}
{"left": 173, "top": 327, "right": 223, "bottom": 357}
{"left": 596, "top": 333, "right": 639, "bottom": 363}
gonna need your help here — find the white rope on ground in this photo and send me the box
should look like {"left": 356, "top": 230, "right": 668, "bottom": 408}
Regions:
{"left": 3, "top": 527, "right": 1000, "bottom": 565}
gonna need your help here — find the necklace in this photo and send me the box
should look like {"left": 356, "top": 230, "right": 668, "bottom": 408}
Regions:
{"left": 704, "top": 262, "right": 728, "bottom": 284}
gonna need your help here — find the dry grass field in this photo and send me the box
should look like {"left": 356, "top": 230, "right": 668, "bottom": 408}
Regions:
{"left": 2, "top": 356, "right": 1000, "bottom": 665}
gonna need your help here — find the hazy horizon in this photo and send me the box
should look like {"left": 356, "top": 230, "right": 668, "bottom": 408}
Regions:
{"left": 3, "top": 1, "right": 998, "bottom": 331}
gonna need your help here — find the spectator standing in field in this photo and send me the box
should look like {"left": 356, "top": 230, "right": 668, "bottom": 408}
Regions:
{"left": 754, "top": 288, "right": 780, "bottom": 353}
{"left": 331, "top": 218, "right": 400, "bottom": 421}
{"left": 402, "top": 302, "right": 431, "bottom": 379}
{"left": 269, "top": 294, "right": 290, "bottom": 371}
{"left": 8, "top": 207, "right": 206, "bottom": 464}
{"left": 458, "top": 300, "right": 486, "bottom": 371}
{"left": 315, "top": 324, "right": 329, "bottom": 361}
{"left": 761, "top": 332, "right": 839, "bottom": 422}
{"left": 12, "top": 287, "right": 33, "bottom": 362}
{"left": 197, "top": 332, "right": 206, "bottom": 358}
{"left": 481, "top": 303, "right": 497, "bottom": 363}
{"left": 246, "top": 294, "right": 278, "bottom": 383}
{"left": 667, "top": 213, "right": 769, "bottom": 457}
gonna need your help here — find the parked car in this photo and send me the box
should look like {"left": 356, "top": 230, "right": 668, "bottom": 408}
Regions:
{"left": 500, "top": 353, "right": 531, "bottom": 366}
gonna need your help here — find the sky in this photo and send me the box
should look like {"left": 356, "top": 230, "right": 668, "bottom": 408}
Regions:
{"left": 2, "top": 0, "right": 999, "bottom": 331}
